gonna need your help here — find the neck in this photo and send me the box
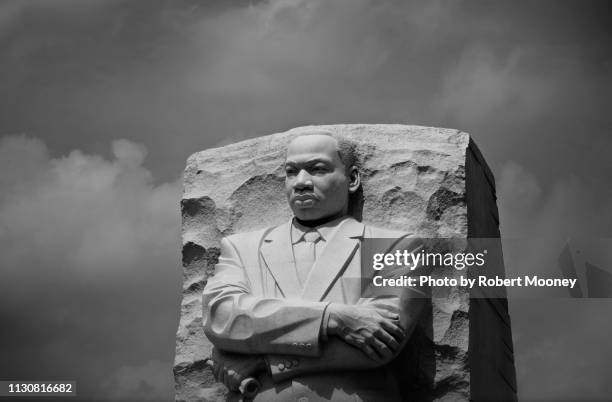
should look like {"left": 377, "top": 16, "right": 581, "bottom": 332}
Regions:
{"left": 295, "top": 212, "right": 347, "bottom": 228}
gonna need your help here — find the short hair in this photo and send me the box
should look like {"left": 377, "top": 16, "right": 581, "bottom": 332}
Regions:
{"left": 290, "top": 131, "right": 359, "bottom": 171}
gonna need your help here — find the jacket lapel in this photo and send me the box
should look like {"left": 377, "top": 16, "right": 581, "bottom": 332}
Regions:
{"left": 259, "top": 220, "right": 302, "bottom": 298}
{"left": 301, "top": 218, "right": 365, "bottom": 301}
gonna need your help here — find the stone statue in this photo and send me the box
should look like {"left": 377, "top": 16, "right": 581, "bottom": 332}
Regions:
{"left": 175, "top": 125, "right": 517, "bottom": 402}
{"left": 203, "top": 132, "right": 426, "bottom": 401}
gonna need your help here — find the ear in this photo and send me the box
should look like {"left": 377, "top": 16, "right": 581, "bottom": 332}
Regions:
{"left": 347, "top": 166, "right": 361, "bottom": 194}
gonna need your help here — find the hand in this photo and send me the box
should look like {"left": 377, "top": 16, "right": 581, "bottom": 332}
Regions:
{"left": 209, "top": 348, "right": 266, "bottom": 393}
{"left": 326, "top": 304, "right": 405, "bottom": 361}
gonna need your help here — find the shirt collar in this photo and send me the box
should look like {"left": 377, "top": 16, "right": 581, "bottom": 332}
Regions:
{"left": 291, "top": 215, "right": 350, "bottom": 245}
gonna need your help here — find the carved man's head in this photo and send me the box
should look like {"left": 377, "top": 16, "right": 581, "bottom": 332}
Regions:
{"left": 284, "top": 132, "right": 361, "bottom": 221}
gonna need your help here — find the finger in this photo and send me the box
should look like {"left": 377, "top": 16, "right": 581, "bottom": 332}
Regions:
{"left": 227, "top": 370, "right": 241, "bottom": 392}
{"left": 367, "top": 336, "right": 393, "bottom": 360}
{"left": 374, "top": 328, "right": 400, "bottom": 351}
{"left": 219, "top": 368, "right": 227, "bottom": 388}
{"left": 212, "top": 363, "right": 221, "bottom": 380}
{"left": 381, "top": 311, "right": 400, "bottom": 321}
{"left": 380, "top": 319, "right": 406, "bottom": 340}
{"left": 347, "top": 337, "right": 377, "bottom": 360}
{"left": 364, "top": 344, "right": 382, "bottom": 361}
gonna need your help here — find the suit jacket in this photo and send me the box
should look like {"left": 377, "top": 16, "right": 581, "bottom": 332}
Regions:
{"left": 203, "top": 217, "right": 425, "bottom": 401}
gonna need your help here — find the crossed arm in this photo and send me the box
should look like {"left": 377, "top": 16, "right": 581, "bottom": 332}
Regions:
{"left": 202, "top": 236, "right": 425, "bottom": 391}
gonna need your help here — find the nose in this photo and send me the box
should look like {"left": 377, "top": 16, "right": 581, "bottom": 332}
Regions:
{"left": 294, "top": 169, "right": 313, "bottom": 189}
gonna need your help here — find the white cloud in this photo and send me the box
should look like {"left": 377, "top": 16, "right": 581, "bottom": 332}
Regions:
{"left": 0, "top": 135, "right": 181, "bottom": 399}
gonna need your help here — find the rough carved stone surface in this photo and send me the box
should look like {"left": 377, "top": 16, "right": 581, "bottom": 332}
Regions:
{"left": 174, "top": 124, "right": 515, "bottom": 401}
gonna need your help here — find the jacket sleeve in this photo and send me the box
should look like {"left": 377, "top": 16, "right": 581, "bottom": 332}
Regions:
{"left": 202, "top": 237, "right": 329, "bottom": 357}
{"left": 265, "top": 236, "right": 427, "bottom": 382}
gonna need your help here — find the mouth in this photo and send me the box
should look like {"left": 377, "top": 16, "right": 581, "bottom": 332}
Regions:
{"left": 294, "top": 193, "right": 317, "bottom": 201}
{"left": 292, "top": 193, "right": 318, "bottom": 207}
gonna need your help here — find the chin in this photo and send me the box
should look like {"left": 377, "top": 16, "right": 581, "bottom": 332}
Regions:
{"left": 292, "top": 207, "right": 322, "bottom": 221}
{"left": 294, "top": 211, "right": 321, "bottom": 221}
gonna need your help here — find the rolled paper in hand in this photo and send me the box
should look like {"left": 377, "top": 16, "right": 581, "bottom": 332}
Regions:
{"left": 205, "top": 358, "right": 261, "bottom": 398}
{"left": 238, "top": 376, "right": 261, "bottom": 398}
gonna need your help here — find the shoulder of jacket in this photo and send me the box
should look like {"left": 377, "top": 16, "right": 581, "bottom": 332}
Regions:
{"left": 223, "top": 226, "right": 271, "bottom": 247}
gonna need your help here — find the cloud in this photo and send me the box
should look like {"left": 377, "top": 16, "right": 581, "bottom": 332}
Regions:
{"left": 0, "top": 1, "right": 23, "bottom": 37}
{"left": 0, "top": 0, "right": 609, "bottom": 186}
{"left": 434, "top": 47, "right": 549, "bottom": 124}
{"left": 0, "top": 135, "right": 50, "bottom": 200}
{"left": 510, "top": 299, "right": 612, "bottom": 400}
{"left": 497, "top": 160, "right": 611, "bottom": 238}
{"left": 497, "top": 159, "right": 612, "bottom": 292}
{"left": 0, "top": 135, "right": 181, "bottom": 400}
{"left": 102, "top": 359, "right": 174, "bottom": 401}
{"left": 497, "top": 161, "right": 612, "bottom": 400}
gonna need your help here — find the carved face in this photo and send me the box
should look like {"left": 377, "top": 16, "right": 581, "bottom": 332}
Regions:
{"left": 284, "top": 134, "right": 359, "bottom": 221}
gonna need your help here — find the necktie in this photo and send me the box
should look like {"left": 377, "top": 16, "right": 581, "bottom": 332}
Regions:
{"left": 294, "top": 230, "right": 322, "bottom": 286}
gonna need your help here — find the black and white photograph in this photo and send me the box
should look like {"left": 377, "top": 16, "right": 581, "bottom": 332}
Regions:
{"left": 0, "top": 1, "right": 610, "bottom": 401}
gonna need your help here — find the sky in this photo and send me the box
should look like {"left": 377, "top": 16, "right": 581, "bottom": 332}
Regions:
{"left": 0, "top": 0, "right": 610, "bottom": 400}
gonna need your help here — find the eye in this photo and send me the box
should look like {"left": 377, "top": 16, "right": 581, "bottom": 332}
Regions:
{"left": 285, "top": 166, "right": 298, "bottom": 176}
{"left": 310, "top": 164, "right": 329, "bottom": 174}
